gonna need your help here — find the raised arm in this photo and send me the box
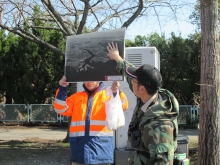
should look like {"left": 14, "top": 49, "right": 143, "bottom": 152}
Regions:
{"left": 107, "top": 42, "right": 123, "bottom": 63}
{"left": 54, "top": 76, "right": 73, "bottom": 116}
{"left": 107, "top": 42, "right": 135, "bottom": 92}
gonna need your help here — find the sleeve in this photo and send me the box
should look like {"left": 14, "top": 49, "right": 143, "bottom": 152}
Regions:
{"left": 142, "top": 121, "right": 175, "bottom": 163}
{"left": 116, "top": 59, "right": 135, "bottom": 92}
{"left": 55, "top": 86, "right": 68, "bottom": 101}
{"left": 53, "top": 86, "right": 74, "bottom": 116}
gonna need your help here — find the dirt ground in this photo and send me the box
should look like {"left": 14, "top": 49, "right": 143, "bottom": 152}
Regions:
{"left": 0, "top": 125, "right": 71, "bottom": 165}
{"left": 0, "top": 125, "right": 198, "bottom": 165}
{"left": 0, "top": 139, "right": 198, "bottom": 165}
{"left": 0, "top": 138, "right": 71, "bottom": 165}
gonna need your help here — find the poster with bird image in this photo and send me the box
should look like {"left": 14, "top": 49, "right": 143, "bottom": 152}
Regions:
{"left": 64, "top": 28, "right": 125, "bottom": 82}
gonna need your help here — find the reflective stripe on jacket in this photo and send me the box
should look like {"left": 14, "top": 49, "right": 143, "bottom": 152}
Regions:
{"left": 53, "top": 82, "right": 128, "bottom": 164}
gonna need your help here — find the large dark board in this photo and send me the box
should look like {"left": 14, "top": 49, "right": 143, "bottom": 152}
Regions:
{"left": 64, "top": 28, "right": 125, "bottom": 82}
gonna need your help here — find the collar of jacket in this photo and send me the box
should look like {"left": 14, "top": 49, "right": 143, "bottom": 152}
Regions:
{"left": 83, "top": 82, "right": 104, "bottom": 96}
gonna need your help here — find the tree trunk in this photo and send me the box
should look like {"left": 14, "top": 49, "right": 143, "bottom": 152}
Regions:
{"left": 0, "top": 6, "right": 3, "bottom": 24}
{"left": 5, "top": 94, "right": 12, "bottom": 104}
{"left": 63, "top": 83, "right": 77, "bottom": 142}
{"left": 198, "top": 0, "right": 220, "bottom": 164}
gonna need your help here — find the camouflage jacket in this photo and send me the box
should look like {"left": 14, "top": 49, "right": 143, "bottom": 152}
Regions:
{"left": 116, "top": 60, "right": 179, "bottom": 164}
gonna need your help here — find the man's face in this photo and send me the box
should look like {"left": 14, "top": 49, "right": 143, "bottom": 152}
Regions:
{"left": 83, "top": 82, "right": 100, "bottom": 91}
{"left": 131, "top": 78, "right": 142, "bottom": 97}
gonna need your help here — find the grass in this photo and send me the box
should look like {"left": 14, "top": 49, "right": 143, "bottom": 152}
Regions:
{"left": 188, "top": 140, "right": 198, "bottom": 165}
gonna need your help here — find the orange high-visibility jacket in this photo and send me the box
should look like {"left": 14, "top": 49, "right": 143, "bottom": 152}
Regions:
{"left": 53, "top": 82, "right": 128, "bottom": 164}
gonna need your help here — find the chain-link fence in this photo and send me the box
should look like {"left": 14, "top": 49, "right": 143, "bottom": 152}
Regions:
{"left": 0, "top": 104, "right": 28, "bottom": 122}
{"left": 178, "top": 105, "right": 199, "bottom": 125}
{"left": 29, "top": 104, "right": 59, "bottom": 122}
{"left": 0, "top": 104, "right": 199, "bottom": 124}
{"left": 0, "top": 104, "right": 61, "bottom": 123}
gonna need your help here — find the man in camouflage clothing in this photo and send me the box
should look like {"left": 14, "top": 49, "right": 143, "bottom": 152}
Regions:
{"left": 107, "top": 42, "right": 179, "bottom": 165}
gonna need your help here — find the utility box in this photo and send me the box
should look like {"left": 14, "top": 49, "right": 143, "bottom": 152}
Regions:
{"left": 125, "top": 47, "right": 160, "bottom": 70}
{"left": 176, "top": 135, "right": 189, "bottom": 157}
{"left": 114, "top": 149, "right": 135, "bottom": 165}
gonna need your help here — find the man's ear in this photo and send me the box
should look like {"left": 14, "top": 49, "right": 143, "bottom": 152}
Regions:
{"left": 141, "top": 85, "right": 146, "bottom": 93}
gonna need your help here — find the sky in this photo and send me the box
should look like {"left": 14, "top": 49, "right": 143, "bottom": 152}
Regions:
{"left": 124, "top": 0, "right": 198, "bottom": 40}
{"left": 1, "top": 0, "right": 198, "bottom": 41}
{"left": 126, "top": 19, "right": 198, "bottom": 40}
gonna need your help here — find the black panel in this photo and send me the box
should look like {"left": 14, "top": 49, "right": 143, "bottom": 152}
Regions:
{"left": 64, "top": 28, "right": 126, "bottom": 82}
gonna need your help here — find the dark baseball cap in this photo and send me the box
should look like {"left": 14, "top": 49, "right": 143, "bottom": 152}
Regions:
{"left": 126, "top": 64, "right": 162, "bottom": 90}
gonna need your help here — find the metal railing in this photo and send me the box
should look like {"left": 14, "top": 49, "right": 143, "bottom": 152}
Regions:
{"left": 0, "top": 104, "right": 28, "bottom": 122}
{"left": 29, "top": 104, "right": 59, "bottom": 122}
{"left": 0, "top": 104, "right": 199, "bottom": 124}
{"left": 178, "top": 105, "right": 199, "bottom": 125}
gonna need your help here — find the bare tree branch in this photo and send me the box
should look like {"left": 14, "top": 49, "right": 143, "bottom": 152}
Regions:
{"left": 0, "top": 24, "right": 65, "bottom": 56}
{"left": 91, "top": 13, "right": 119, "bottom": 32}
{"left": 91, "top": 5, "right": 139, "bottom": 32}
{"left": 42, "top": 3, "right": 69, "bottom": 35}
{"left": 77, "top": 0, "right": 90, "bottom": 34}
{"left": 70, "top": 1, "right": 80, "bottom": 32}
{"left": 0, "top": 6, "right": 3, "bottom": 24}
{"left": 41, "top": 0, "right": 72, "bottom": 35}
{"left": 153, "top": 6, "right": 162, "bottom": 35}
{"left": 121, "top": 0, "right": 144, "bottom": 28}
{"left": 91, "top": 0, "right": 103, "bottom": 8}
{"left": 60, "top": 0, "right": 74, "bottom": 14}
{"left": 0, "top": 0, "right": 194, "bottom": 57}
{"left": 9, "top": 0, "right": 28, "bottom": 26}
{"left": 29, "top": 25, "right": 66, "bottom": 32}
{"left": 89, "top": 5, "right": 101, "bottom": 31}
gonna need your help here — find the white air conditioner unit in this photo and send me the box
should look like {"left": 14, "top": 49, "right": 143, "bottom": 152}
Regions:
{"left": 125, "top": 47, "right": 160, "bottom": 70}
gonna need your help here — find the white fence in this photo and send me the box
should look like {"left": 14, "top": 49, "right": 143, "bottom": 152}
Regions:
{"left": 0, "top": 104, "right": 199, "bottom": 124}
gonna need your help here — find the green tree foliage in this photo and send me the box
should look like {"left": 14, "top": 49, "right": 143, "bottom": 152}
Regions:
{"left": 0, "top": 6, "right": 66, "bottom": 104}
{"left": 189, "top": 0, "right": 220, "bottom": 30}
{"left": 0, "top": 32, "right": 17, "bottom": 104}
{"left": 0, "top": 30, "right": 65, "bottom": 104}
{"left": 126, "top": 33, "right": 201, "bottom": 104}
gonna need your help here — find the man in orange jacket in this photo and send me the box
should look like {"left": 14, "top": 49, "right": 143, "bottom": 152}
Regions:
{"left": 54, "top": 76, "right": 128, "bottom": 165}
